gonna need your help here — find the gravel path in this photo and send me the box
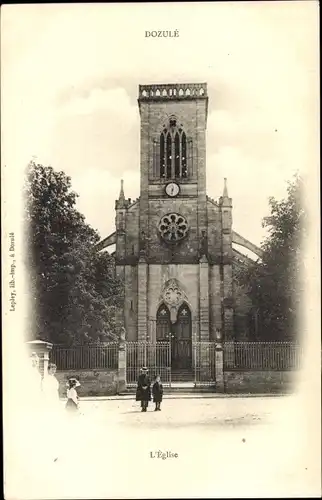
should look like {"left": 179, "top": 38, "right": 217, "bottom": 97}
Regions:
{"left": 5, "top": 395, "right": 317, "bottom": 499}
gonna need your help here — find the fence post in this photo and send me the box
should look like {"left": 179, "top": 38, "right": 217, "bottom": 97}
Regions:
{"left": 117, "top": 329, "right": 126, "bottom": 394}
{"left": 215, "top": 341, "right": 224, "bottom": 393}
{"left": 193, "top": 343, "right": 197, "bottom": 387}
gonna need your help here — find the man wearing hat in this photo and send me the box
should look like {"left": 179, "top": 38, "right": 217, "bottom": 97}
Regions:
{"left": 136, "top": 367, "right": 151, "bottom": 412}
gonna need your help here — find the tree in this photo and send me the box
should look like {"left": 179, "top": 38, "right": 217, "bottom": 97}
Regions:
{"left": 235, "top": 174, "right": 305, "bottom": 341}
{"left": 24, "top": 160, "right": 122, "bottom": 345}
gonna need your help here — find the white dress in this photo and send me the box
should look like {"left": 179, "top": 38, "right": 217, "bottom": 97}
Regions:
{"left": 42, "top": 374, "right": 60, "bottom": 411}
{"left": 66, "top": 387, "right": 78, "bottom": 410}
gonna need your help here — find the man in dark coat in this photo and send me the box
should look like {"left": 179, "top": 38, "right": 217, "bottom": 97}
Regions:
{"left": 136, "top": 367, "right": 151, "bottom": 412}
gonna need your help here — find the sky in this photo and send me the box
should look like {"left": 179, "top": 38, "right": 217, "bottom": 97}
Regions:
{"left": 2, "top": 2, "right": 319, "bottom": 249}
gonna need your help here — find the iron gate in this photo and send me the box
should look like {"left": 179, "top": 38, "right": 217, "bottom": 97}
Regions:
{"left": 126, "top": 341, "right": 171, "bottom": 387}
{"left": 125, "top": 341, "right": 216, "bottom": 388}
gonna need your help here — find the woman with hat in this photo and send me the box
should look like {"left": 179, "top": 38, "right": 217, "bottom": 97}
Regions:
{"left": 65, "top": 378, "right": 81, "bottom": 413}
{"left": 136, "top": 367, "right": 151, "bottom": 412}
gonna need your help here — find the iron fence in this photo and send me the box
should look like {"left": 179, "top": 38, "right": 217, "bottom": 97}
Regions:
{"left": 51, "top": 343, "right": 119, "bottom": 371}
{"left": 223, "top": 342, "right": 302, "bottom": 371}
{"left": 50, "top": 340, "right": 302, "bottom": 384}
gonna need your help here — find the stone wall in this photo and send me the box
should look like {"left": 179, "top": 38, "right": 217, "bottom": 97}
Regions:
{"left": 224, "top": 370, "right": 296, "bottom": 394}
{"left": 55, "top": 368, "right": 296, "bottom": 395}
{"left": 56, "top": 369, "right": 118, "bottom": 397}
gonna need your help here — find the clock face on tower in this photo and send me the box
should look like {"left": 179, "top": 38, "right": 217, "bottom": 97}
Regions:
{"left": 165, "top": 182, "right": 180, "bottom": 197}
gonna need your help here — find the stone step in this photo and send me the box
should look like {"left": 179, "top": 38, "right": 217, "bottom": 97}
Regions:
{"left": 124, "top": 383, "right": 216, "bottom": 394}
{"left": 171, "top": 377, "right": 194, "bottom": 382}
{"left": 171, "top": 371, "right": 193, "bottom": 375}
{"left": 171, "top": 372, "right": 194, "bottom": 381}
{"left": 122, "top": 388, "right": 216, "bottom": 395}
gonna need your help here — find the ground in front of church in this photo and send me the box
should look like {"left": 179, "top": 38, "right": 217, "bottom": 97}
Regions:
{"left": 8, "top": 395, "right": 316, "bottom": 499}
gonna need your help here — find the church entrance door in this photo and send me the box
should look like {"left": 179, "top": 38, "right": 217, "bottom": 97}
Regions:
{"left": 171, "top": 304, "right": 192, "bottom": 370}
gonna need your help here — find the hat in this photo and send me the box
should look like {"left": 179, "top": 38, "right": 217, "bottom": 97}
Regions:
{"left": 66, "top": 378, "right": 81, "bottom": 388}
{"left": 140, "top": 366, "right": 148, "bottom": 372}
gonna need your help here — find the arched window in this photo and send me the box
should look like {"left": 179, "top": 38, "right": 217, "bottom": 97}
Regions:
{"left": 177, "top": 303, "right": 191, "bottom": 339}
{"left": 160, "top": 133, "right": 165, "bottom": 178}
{"left": 156, "top": 304, "right": 171, "bottom": 341}
{"left": 158, "top": 119, "right": 191, "bottom": 180}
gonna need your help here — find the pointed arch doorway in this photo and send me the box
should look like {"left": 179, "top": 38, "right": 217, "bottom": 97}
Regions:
{"left": 172, "top": 304, "right": 192, "bottom": 370}
{"left": 156, "top": 303, "right": 192, "bottom": 371}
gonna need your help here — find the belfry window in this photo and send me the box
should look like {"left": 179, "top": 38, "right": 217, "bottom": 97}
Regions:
{"left": 166, "top": 132, "right": 172, "bottom": 178}
{"left": 181, "top": 132, "right": 187, "bottom": 177}
{"left": 159, "top": 119, "right": 191, "bottom": 179}
{"left": 174, "top": 133, "right": 180, "bottom": 177}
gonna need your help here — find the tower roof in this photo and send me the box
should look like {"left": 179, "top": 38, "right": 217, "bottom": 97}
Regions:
{"left": 138, "top": 83, "right": 208, "bottom": 121}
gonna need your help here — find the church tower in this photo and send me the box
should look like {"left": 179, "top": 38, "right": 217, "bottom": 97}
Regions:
{"left": 98, "top": 82, "right": 264, "bottom": 381}
{"left": 138, "top": 83, "right": 208, "bottom": 265}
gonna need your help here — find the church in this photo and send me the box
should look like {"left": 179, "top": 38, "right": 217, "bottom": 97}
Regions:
{"left": 98, "top": 83, "right": 262, "bottom": 380}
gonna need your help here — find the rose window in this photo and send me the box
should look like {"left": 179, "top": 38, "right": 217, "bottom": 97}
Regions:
{"left": 158, "top": 213, "right": 189, "bottom": 242}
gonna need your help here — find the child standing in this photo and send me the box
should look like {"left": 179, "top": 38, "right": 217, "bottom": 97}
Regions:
{"left": 65, "top": 378, "right": 80, "bottom": 413}
{"left": 152, "top": 375, "right": 163, "bottom": 411}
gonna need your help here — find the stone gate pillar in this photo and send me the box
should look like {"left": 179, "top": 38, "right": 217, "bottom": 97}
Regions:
{"left": 26, "top": 339, "right": 53, "bottom": 378}
{"left": 214, "top": 330, "right": 224, "bottom": 392}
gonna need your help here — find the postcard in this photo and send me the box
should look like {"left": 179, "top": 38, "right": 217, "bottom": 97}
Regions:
{"left": 2, "top": 2, "right": 320, "bottom": 499}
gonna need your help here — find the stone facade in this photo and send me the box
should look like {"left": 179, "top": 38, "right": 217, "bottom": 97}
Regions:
{"left": 100, "top": 83, "right": 263, "bottom": 375}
